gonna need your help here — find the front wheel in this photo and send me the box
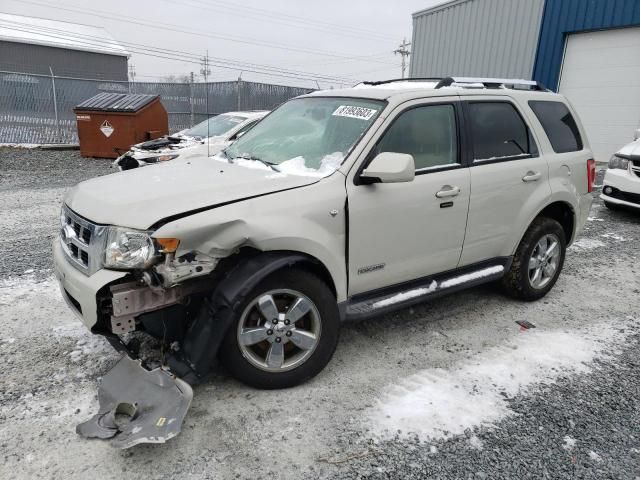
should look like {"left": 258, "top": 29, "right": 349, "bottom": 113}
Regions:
{"left": 501, "top": 217, "right": 566, "bottom": 301}
{"left": 219, "top": 269, "right": 340, "bottom": 389}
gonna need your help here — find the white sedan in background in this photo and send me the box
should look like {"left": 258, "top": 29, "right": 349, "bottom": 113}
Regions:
{"left": 601, "top": 129, "right": 640, "bottom": 211}
{"left": 114, "top": 110, "right": 269, "bottom": 170}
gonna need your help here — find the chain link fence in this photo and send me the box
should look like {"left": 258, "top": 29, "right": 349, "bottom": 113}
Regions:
{"left": 0, "top": 70, "right": 314, "bottom": 144}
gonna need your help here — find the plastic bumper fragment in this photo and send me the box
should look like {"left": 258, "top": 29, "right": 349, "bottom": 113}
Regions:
{"left": 76, "top": 355, "right": 193, "bottom": 449}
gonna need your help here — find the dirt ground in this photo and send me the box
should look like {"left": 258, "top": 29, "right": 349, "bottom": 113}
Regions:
{"left": 0, "top": 148, "right": 638, "bottom": 480}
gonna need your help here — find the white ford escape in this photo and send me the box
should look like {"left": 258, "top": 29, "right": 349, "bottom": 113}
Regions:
{"left": 54, "top": 77, "right": 595, "bottom": 392}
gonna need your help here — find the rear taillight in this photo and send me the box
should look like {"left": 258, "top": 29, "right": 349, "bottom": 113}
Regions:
{"left": 587, "top": 159, "right": 596, "bottom": 193}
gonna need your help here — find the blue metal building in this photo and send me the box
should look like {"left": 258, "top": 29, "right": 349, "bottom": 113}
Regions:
{"left": 410, "top": 0, "right": 640, "bottom": 161}
{"left": 533, "top": 0, "right": 640, "bottom": 91}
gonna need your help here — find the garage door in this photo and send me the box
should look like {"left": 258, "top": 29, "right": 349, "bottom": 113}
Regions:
{"left": 558, "top": 27, "right": 640, "bottom": 163}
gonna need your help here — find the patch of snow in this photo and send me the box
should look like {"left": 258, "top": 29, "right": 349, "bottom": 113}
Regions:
{"left": 373, "top": 281, "right": 437, "bottom": 309}
{"left": 601, "top": 233, "right": 626, "bottom": 241}
{"left": 563, "top": 435, "right": 577, "bottom": 451}
{"left": 569, "top": 238, "right": 605, "bottom": 251}
{"left": 469, "top": 435, "right": 484, "bottom": 450}
{"left": 68, "top": 336, "right": 110, "bottom": 362}
{"left": 233, "top": 158, "right": 272, "bottom": 171}
{"left": 0, "top": 274, "right": 60, "bottom": 305}
{"left": 354, "top": 81, "right": 439, "bottom": 91}
{"left": 1, "top": 337, "right": 16, "bottom": 344}
{"left": 588, "top": 450, "right": 602, "bottom": 462}
{"left": 0, "top": 143, "right": 40, "bottom": 148}
{"left": 587, "top": 217, "right": 603, "bottom": 222}
{"left": 368, "top": 323, "right": 627, "bottom": 441}
{"left": 429, "top": 445, "right": 438, "bottom": 454}
{"left": 440, "top": 265, "right": 504, "bottom": 289}
{"left": 277, "top": 152, "right": 344, "bottom": 178}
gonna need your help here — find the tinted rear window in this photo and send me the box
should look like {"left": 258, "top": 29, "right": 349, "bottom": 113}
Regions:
{"left": 468, "top": 102, "right": 537, "bottom": 161}
{"left": 529, "top": 101, "right": 583, "bottom": 153}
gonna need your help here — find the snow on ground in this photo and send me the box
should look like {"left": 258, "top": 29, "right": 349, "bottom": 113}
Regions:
{"left": 563, "top": 435, "right": 577, "bottom": 451}
{"left": 0, "top": 273, "right": 59, "bottom": 306}
{"left": 368, "top": 322, "right": 630, "bottom": 441}
{"left": 569, "top": 238, "right": 606, "bottom": 250}
{"left": 0, "top": 143, "right": 40, "bottom": 148}
{"left": 601, "top": 232, "right": 626, "bottom": 241}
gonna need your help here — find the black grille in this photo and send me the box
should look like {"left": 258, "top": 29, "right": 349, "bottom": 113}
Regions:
{"left": 80, "top": 251, "right": 89, "bottom": 265}
{"left": 81, "top": 229, "right": 92, "bottom": 243}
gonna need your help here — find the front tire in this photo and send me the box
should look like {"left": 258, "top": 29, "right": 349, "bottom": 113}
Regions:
{"left": 219, "top": 269, "right": 340, "bottom": 389}
{"left": 501, "top": 217, "right": 566, "bottom": 301}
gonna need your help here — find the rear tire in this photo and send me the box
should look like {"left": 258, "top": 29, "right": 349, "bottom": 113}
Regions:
{"left": 219, "top": 268, "right": 340, "bottom": 389}
{"left": 501, "top": 217, "right": 566, "bottom": 301}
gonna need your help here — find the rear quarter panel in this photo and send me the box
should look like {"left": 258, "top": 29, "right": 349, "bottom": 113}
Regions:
{"left": 516, "top": 94, "right": 593, "bottom": 245}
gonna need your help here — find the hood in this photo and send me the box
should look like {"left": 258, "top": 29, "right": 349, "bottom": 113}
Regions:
{"left": 617, "top": 139, "right": 640, "bottom": 158}
{"left": 66, "top": 156, "right": 321, "bottom": 229}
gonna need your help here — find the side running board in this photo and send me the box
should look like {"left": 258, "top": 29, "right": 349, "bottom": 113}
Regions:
{"left": 344, "top": 259, "right": 510, "bottom": 321}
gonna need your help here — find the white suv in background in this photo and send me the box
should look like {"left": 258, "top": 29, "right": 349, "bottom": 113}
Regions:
{"left": 602, "top": 132, "right": 640, "bottom": 211}
{"left": 55, "top": 77, "right": 595, "bottom": 391}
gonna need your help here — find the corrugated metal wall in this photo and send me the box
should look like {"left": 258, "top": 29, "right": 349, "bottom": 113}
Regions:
{"left": 0, "top": 41, "right": 128, "bottom": 80}
{"left": 410, "top": 0, "right": 545, "bottom": 79}
{"left": 532, "top": 0, "right": 640, "bottom": 91}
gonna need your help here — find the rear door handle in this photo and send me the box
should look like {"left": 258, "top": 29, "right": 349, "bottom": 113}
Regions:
{"left": 522, "top": 171, "right": 541, "bottom": 182}
{"left": 435, "top": 185, "right": 460, "bottom": 198}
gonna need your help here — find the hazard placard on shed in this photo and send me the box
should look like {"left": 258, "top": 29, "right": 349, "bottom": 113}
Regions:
{"left": 74, "top": 92, "right": 168, "bottom": 158}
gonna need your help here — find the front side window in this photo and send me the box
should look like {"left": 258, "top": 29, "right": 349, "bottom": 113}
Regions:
{"left": 375, "top": 104, "right": 458, "bottom": 169}
{"left": 468, "top": 102, "right": 537, "bottom": 161}
{"left": 224, "top": 97, "right": 385, "bottom": 175}
{"left": 528, "top": 100, "right": 583, "bottom": 153}
{"left": 186, "top": 114, "right": 247, "bottom": 138}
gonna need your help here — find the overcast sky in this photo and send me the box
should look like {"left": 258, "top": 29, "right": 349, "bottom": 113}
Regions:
{"left": 2, "top": 0, "right": 445, "bottom": 88}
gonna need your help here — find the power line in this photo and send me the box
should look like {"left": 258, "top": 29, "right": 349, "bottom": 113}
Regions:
{"left": 159, "top": 0, "right": 397, "bottom": 42}
{"left": 0, "top": 19, "right": 360, "bottom": 85}
{"left": 8, "top": 0, "right": 399, "bottom": 66}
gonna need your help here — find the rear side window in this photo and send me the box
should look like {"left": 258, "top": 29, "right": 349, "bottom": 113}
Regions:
{"left": 467, "top": 102, "right": 537, "bottom": 162}
{"left": 529, "top": 100, "right": 583, "bottom": 153}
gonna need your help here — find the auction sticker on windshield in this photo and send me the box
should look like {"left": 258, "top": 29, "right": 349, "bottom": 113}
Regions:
{"left": 333, "top": 105, "right": 378, "bottom": 121}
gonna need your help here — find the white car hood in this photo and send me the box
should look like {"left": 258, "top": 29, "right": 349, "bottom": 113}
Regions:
{"left": 66, "top": 157, "right": 320, "bottom": 229}
{"left": 617, "top": 139, "right": 640, "bottom": 158}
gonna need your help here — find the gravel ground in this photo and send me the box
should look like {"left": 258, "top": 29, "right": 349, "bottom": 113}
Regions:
{"left": 0, "top": 148, "right": 638, "bottom": 480}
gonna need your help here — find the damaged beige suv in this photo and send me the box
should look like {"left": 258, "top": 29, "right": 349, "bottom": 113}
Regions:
{"left": 55, "top": 77, "right": 595, "bottom": 394}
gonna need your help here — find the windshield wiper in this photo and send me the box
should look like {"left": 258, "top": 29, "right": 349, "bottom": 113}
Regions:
{"left": 234, "top": 154, "right": 281, "bottom": 172}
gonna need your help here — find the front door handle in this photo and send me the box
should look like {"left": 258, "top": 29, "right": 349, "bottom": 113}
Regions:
{"left": 522, "top": 171, "right": 541, "bottom": 182}
{"left": 435, "top": 185, "right": 460, "bottom": 198}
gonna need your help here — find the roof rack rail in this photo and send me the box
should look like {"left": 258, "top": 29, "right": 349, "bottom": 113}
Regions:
{"left": 435, "top": 77, "right": 549, "bottom": 91}
{"left": 357, "top": 77, "right": 443, "bottom": 86}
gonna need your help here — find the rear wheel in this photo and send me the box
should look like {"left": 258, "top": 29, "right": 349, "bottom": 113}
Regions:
{"left": 501, "top": 217, "right": 566, "bottom": 301}
{"left": 219, "top": 269, "right": 339, "bottom": 389}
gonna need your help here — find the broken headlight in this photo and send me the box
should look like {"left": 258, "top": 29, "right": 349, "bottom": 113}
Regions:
{"left": 104, "top": 227, "right": 156, "bottom": 269}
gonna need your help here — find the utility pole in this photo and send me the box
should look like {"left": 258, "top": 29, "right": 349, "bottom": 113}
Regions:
{"left": 189, "top": 71, "right": 195, "bottom": 127}
{"left": 200, "top": 50, "right": 212, "bottom": 118}
{"left": 200, "top": 50, "right": 211, "bottom": 83}
{"left": 128, "top": 63, "right": 136, "bottom": 93}
{"left": 394, "top": 38, "right": 411, "bottom": 79}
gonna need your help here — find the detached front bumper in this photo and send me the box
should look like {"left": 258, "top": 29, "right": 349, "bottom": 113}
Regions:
{"left": 53, "top": 238, "right": 127, "bottom": 329}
